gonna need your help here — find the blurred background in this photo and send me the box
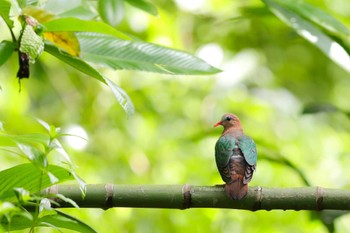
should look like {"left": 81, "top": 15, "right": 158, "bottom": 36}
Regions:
{"left": 2, "top": 0, "right": 350, "bottom": 232}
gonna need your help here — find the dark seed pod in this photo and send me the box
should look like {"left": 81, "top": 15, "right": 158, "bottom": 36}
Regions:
{"left": 17, "top": 52, "right": 30, "bottom": 79}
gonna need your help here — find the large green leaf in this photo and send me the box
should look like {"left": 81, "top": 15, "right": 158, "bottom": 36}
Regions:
{"left": 1, "top": 210, "right": 97, "bottom": 232}
{"left": 0, "top": 164, "right": 73, "bottom": 200}
{"left": 0, "top": 0, "right": 13, "bottom": 28}
{"left": 98, "top": 0, "right": 125, "bottom": 27}
{"left": 42, "top": 17, "right": 130, "bottom": 39}
{"left": 44, "top": 44, "right": 135, "bottom": 115}
{"left": 0, "top": 41, "right": 15, "bottom": 67}
{"left": 264, "top": 0, "right": 350, "bottom": 73}
{"left": 272, "top": 0, "right": 350, "bottom": 39}
{"left": 78, "top": 32, "right": 221, "bottom": 75}
{"left": 125, "top": 0, "right": 158, "bottom": 16}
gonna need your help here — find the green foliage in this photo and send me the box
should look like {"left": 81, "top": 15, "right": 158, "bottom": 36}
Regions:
{"left": 0, "top": 0, "right": 219, "bottom": 115}
{"left": 42, "top": 17, "right": 130, "bottom": 39}
{"left": 0, "top": 120, "right": 89, "bottom": 232}
{"left": 125, "top": 0, "right": 158, "bottom": 16}
{"left": 98, "top": 0, "right": 125, "bottom": 27}
{"left": 0, "top": 164, "right": 72, "bottom": 201}
{"left": 264, "top": 0, "right": 350, "bottom": 73}
{"left": 2, "top": 210, "right": 97, "bottom": 232}
{"left": 1, "top": 0, "right": 350, "bottom": 232}
{"left": 268, "top": 0, "right": 350, "bottom": 38}
{"left": 0, "top": 41, "right": 14, "bottom": 66}
{"left": 44, "top": 44, "right": 135, "bottom": 115}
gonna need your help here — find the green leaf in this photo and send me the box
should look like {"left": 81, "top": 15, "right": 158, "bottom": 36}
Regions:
{"left": 125, "top": 0, "right": 158, "bottom": 16}
{"left": 0, "top": 133, "right": 50, "bottom": 147}
{"left": 0, "top": 164, "right": 73, "bottom": 200}
{"left": 35, "top": 118, "right": 58, "bottom": 138}
{"left": 52, "top": 193, "right": 80, "bottom": 209}
{"left": 58, "top": 5, "right": 97, "bottom": 19}
{"left": 0, "top": 202, "right": 24, "bottom": 217}
{"left": 302, "top": 102, "right": 339, "bottom": 114}
{"left": 44, "top": 43, "right": 106, "bottom": 83}
{"left": 50, "top": 139, "right": 87, "bottom": 196}
{"left": 1, "top": 210, "right": 97, "bottom": 232}
{"left": 17, "top": 0, "right": 27, "bottom": 8}
{"left": 13, "top": 188, "right": 31, "bottom": 203}
{"left": 273, "top": 0, "right": 350, "bottom": 39}
{"left": 0, "top": 203, "right": 33, "bottom": 231}
{"left": 49, "top": 210, "right": 97, "bottom": 233}
{"left": 98, "top": 0, "right": 125, "bottom": 27}
{"left": 105, "top": 78, "right": 135, "bottom": 115}
{"left": 26, "top": 0, "right": 40, "bottom": 6}
{"left": 44, "top": 44, "right": 135, "bottom": 115}
{"left": 42, "top": 17, "right": 130, "bottom": 40}
{"left": 78, "top": 32, "right": 221, "bottom": 75}
{"left": 0, "top": 41, "right": 15, "bottom": 66}
{"left": 0, "top": 133, "right": 51, "bottom": 161}
{"left": 17, "top": 143, "right": 48, "bottom": 168}
{"left": 0, "top": 129, "right": 86, "bottom": 194}
{"left": 38, "top": 199, "right": 57, "bottom": 218}
{"left": 0, "top": 0, "right": 13, "bottom": 28}
{"left": 19, "top": 25, "right": 44, "bottom": 63}
{"left": 264, "top": 0, "right": 350, "bottom": 73}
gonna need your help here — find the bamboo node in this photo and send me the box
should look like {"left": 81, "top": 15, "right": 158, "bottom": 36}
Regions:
{"left": 316, "top": 186, "right": 324, "bottom": 210}
{"left": 182, "top": 184, "right": 192, "bottom": 210}
{"left": 104, "top": 183, "right": 114, "bottom": 210}
{"left": 253, "top": 186, "right": 263, "bottom": 211}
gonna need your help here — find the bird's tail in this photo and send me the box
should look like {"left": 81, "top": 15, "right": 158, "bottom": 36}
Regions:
{"left": 225, "top": 175, "right": 248, "bottom": 200}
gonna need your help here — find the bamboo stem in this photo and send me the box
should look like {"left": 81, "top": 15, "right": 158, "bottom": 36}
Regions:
{"left": 43, "top": 185, "right": 350, "bottom": 211}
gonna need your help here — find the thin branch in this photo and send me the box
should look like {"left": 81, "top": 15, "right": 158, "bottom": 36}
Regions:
{"left": 43, "top": 184, "right": 350, "bottom": 211}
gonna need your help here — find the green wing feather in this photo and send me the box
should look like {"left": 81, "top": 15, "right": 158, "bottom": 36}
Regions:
{"left": 237, "top": 134, "right": 257, "bottom": 166}
{"left": 215, "top": 135, "right": 236, "bottom": 182}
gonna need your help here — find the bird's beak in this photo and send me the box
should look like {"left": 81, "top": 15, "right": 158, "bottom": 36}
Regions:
{"left": 213, "top": 121, "right": 222, "bottom": 127}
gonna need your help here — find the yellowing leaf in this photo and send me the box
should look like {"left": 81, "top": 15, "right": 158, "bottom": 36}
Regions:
{"left": 44, "top": 32, "right": 80, "bottom": 56}
{"left": 22, "top": 6, "right": 55, "bottom": 23}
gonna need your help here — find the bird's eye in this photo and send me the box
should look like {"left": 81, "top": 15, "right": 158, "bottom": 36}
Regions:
{"left": 225, "top": 116, "right": 232, "bottom": 121}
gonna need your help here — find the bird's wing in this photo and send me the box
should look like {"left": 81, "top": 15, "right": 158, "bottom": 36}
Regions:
{"left": 215, "top": 135, "right": 235, "bottom": 182}
{"left": 237, "top": 134, "right": 257, "bottom": 166}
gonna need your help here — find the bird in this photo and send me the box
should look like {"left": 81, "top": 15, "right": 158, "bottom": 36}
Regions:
{"left": 214, "top": 113, "right": 257, "bottom": 200}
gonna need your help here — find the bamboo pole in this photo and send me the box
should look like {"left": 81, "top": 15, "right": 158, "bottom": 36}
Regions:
{"left": 43, "top": 184, "right": 350, "bottom": 211}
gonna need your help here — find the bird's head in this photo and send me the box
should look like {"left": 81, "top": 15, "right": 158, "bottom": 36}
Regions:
{"left": 214, "top": 113, "right": 242, "bottom": 131}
